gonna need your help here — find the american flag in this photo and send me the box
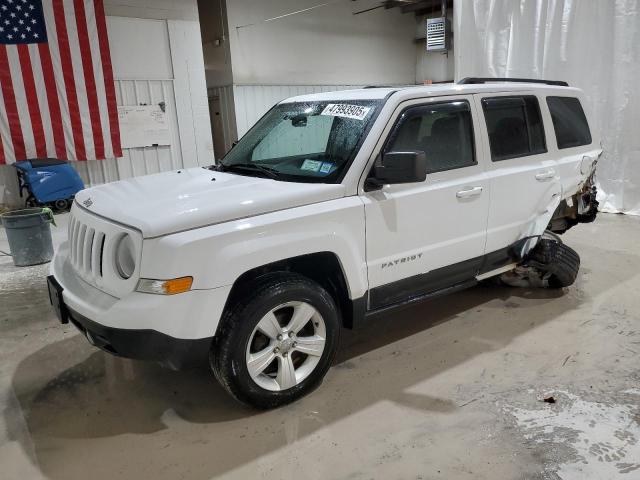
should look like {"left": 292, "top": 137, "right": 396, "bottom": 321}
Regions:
{"left": 0, "top": 0, "right": 121, "bottom": 164}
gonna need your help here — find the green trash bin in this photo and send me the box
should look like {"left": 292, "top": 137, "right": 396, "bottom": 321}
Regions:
{"left": 1, "top": 208, "right": 55, "bottom": 267}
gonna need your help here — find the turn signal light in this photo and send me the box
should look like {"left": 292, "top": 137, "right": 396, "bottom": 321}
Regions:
{"left": 136, "top": 277, "right": 193, "bottom": 295}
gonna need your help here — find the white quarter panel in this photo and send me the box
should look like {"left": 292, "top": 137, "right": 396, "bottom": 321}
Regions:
{"left": 140, "top": 197, "right": 368, "bottom": 299}
{"left": 554, "top": 146, "right": 600, "bottom": 199}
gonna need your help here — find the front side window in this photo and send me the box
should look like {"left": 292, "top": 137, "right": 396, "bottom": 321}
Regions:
{"left": 220, "top": 100, "right": 381, "bottom": 183}
{"left": 546, "top": 96, "right": 592, "bottom": 149}
{"left": 385, "top": 101, "right": 476, "bottom": 173}
{"left": 482, "top": 96, "right": 546, "bottom": 161}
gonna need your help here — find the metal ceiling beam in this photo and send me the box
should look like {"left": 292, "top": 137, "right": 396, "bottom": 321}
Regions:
{"left": 400, "top": 0, "right": 440, "bottom": 14}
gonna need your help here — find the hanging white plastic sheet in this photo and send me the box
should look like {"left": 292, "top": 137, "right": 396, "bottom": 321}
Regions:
{"left": 454, "top": 0, "right": 640, "bottom": 214}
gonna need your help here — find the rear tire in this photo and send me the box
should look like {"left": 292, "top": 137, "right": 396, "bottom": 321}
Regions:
{"left": 526, "top": 239, "right": 580, "bottom": 288}
{"left": 211, "top": 272, "right": 340, "bottom": 409}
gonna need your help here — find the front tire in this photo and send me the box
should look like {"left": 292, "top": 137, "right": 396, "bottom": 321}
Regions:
{"left": 211, "top": 272, "right": 340, "bottom": 409}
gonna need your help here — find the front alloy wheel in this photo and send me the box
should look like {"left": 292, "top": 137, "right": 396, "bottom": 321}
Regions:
{"left": 246, "top": 301, "right": 326, "bottom": 391}
{"left": 211, "top": 273, "right": 340, "bottom": 408}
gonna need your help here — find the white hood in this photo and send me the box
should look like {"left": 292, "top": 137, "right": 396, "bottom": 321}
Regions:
{"left": 74, "top": 168, "right": 346, "bottom": 238}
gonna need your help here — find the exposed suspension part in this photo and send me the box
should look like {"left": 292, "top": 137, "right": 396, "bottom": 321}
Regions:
{"left": 548, "top": 172, "right": 598, "bottom": 234}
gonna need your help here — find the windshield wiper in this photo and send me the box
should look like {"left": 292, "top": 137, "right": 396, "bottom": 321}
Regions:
{"left": 219, "top": 163, "right": 280, "bottom": 180}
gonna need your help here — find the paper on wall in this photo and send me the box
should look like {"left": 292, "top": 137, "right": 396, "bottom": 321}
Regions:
{"left": 118, "top": 105, "right": 171, "bottom": 149}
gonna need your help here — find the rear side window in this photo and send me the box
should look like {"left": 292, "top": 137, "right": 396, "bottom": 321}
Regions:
{"left": 546, "top": 96, "right": 592, "bottom": 148}
{"left": 385, "top": 100, "right": 476, "bottom": 173}
{"left": 482, "top": 96, "right": 546, "bottom": 161}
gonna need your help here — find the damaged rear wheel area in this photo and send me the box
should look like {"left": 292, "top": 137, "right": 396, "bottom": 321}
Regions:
{"left": 548, "top": 173, "right": 599, "bottom": 234}
{"left": 501, "top": 235, "right": 580, "bottom": 289}
{"left": 499, "top": 172, "right": 595, "bottom": 289}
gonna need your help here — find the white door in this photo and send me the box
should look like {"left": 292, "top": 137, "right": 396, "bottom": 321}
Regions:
{"left": 474, "top": 93, "right": 562, "bottom": 258}
{"left": 362, "top": 96, "right": 490, "bottom": 310}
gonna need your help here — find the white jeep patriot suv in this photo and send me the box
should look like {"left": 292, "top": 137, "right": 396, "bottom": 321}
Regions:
{"left": 48, "top": 78, "right": 600, "bottom": 408}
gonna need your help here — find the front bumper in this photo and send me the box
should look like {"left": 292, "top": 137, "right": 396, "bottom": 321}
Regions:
{"left": 67, "top": 305, "right": 212, "bottom": 369}
{"left": 50, "top": 241, "right": 232, "bottom": 367}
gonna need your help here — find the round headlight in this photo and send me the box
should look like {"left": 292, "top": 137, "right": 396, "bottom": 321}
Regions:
{"left": 115, "top": 234, "right": 136, "bottom": 279}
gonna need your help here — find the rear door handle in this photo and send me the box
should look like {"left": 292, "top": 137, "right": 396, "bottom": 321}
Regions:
{"left": 535, "top": 169, "right": 556, "bottom": 181}
{"left": 456, "top": 186, "right": 483, "bottom": 199}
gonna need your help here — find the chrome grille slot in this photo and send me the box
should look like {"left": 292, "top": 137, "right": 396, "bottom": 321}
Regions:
{"left": 99, "top": 234, "right": 105, "bottom": 277}
{"left": 77, "top": 225, "right": 87, "bottom": 270}
{"left": 72, "top": 220, "right": 81, "bottom": 266}
{"left": 68, "top": 216, "right": 75, "bottom": 248}
{"left": 68, "top": 216, "right": 75, "bottom": 263}
{"left": 84, "top": 228, "right": 95, "bottom": 274}
{"left": 92, "top": 232, "right": 105, "bottom": 278}
{"left": 67, "top": 211, "right": 108, "bottom": 283}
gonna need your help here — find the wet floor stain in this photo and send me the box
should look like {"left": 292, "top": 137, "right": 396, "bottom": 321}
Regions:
{"left": 504, "top": 390, "right": 640, "bottom": 479}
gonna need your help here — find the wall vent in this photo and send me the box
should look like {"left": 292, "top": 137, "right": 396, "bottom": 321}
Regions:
{"left": 426, "top": 17, "right": 450, "bottom": 52}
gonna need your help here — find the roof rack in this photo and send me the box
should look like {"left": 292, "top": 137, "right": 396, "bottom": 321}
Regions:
{"left": 457, "top": 77, "right": 569, "bottom": 87}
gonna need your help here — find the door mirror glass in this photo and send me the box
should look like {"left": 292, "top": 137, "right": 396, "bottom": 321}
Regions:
{"left": 369, "top": 151, "right": 427, "bottom": 187}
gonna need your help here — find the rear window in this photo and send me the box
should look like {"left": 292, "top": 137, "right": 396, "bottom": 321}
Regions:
{"left": 546, "top": 96, "right": 592, "bottom": 149}
{"left": 482, "top": 96, "right": 546, "bottom": 161}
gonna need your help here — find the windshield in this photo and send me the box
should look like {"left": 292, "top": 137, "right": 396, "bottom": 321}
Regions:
{"left": 219, "top": 100, "right": 382, "bottom": 183}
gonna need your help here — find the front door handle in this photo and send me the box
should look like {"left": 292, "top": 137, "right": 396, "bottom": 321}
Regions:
{"left": 535, "top": 169, "right": 556, "bottom": 181}
{"left": 456, "top": 186, "right": 483, "bottom": 199}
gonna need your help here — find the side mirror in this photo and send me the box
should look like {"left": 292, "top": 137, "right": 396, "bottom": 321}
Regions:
{"left": 366, "top": 151, "right": 427, "bottom": 190}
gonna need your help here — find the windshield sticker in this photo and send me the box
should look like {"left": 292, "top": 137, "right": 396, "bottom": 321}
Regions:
{"left": 301, "top": 159, "right": 322, "bottom": 172}
{"left": 321, "top": 104, "right": 371, "bottom": 121}
{"left": 319, "top": 162, "right": 333, "bottom": 174}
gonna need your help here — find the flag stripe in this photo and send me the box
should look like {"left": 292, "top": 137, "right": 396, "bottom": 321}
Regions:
{"left": 0, "top": 87, "right": 16, "bottom": 163}
{"left": 29, "top": 44, "right": 57, "bottom": 158}
{"left": 0, "top": 116, "right": 5, "bottom": 165}
{"left": 41, "top": 0, "right": 76, "bottom": 160}
{"left": 0, "top": 47, "right": 26, "bottom": 160}
{"left": 52, "top": 0, "right": 86, "bottom": 160}
{"left": 86, "top": 0, "right": 112, "bottom": 158}
{"left": 94, "top": 0, "right": 121, "bottom": 157}
{"left": 6, "top": 46, "right": 37, "bottom": 158}
{"left": 17, "top": 44, "right": 47, "bottom": 158}
{"left": 38, "top": 42, "right": 67, "bottom": 159}
{"left": 72, "top": 0, "right": 104, "bottom": 158}
{"left": 63, "top": 0, "right": 94, "bottom": 160}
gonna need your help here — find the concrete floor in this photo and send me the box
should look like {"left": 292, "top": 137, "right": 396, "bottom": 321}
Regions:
{"left": 1, "top": 212, "right": 640, "bottom": 480}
